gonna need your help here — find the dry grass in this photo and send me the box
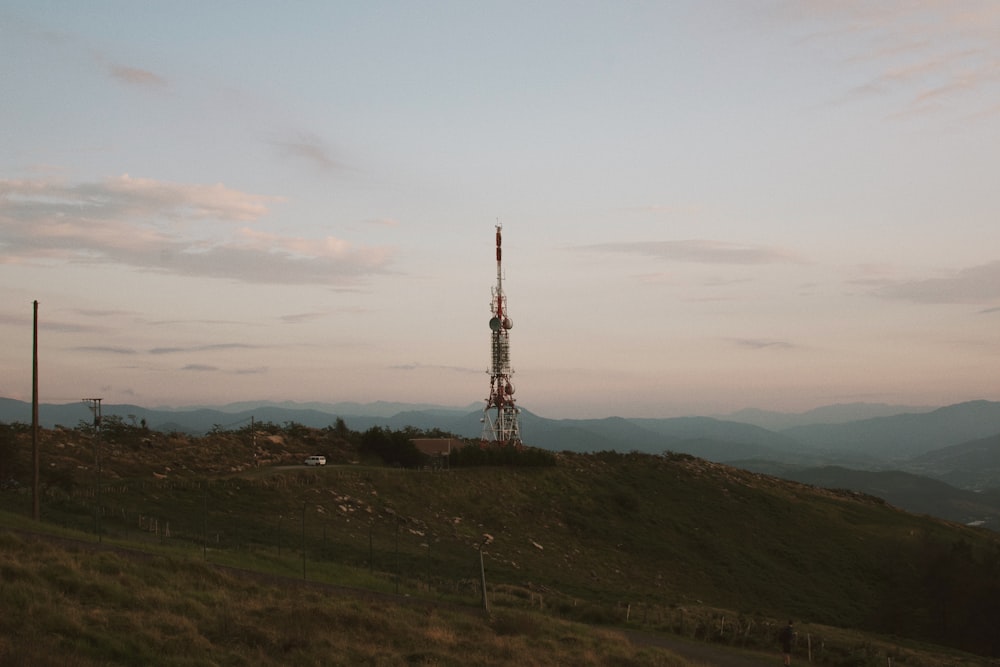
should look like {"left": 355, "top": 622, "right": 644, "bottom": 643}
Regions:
{"left": 0, "top": 530, "right": 694, "bottom": 666}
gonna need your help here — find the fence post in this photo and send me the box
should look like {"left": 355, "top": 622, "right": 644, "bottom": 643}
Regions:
{"left": 478, "top": 533, "right": 493, "bottom": 613}
{"left": 478, "top": 546, "right": 488, "bottom": 612}
{"left": 203, "top": 484, "right": 208, "bottom": 560}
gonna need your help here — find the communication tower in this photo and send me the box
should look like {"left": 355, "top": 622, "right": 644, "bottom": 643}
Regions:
{"left": 481, "top": 224, "right": 522, "bottom": 447}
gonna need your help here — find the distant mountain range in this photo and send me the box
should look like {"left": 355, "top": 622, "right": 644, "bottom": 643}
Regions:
{"left": 6, "top": 396, "right": 1000, "bottom": 528}
{"left": 715, "top": 402, "right": 936, "bottom": 430}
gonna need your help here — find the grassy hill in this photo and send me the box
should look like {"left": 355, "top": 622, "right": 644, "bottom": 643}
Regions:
{"left": 0, "top": 528, "right": 701, "bottom": 667}
{"left": 3, "top": 420, "right": 1000, "bottom": 664}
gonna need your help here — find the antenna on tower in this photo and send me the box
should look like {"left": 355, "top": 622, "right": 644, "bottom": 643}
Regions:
{"left": 481, "top": 222, "right": 522, "bottom": 448}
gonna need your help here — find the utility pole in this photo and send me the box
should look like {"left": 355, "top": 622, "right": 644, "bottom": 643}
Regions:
{"left": 31, "top": 301, "right": 40, "bottom": 520}
{"left": 83, "top": 398, "right": 102, "bottom": 542}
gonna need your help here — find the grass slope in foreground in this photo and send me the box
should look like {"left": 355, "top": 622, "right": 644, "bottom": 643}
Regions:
{"left": 0, "top": 529, "right": 696, "bottom": 667}
{"left": 4, "top": 423, "right": 1000, "bottom": 663}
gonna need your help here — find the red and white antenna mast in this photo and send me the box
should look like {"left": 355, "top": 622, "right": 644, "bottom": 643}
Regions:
{"left": 481, "top": 223, "right": 522, "bottom": 448}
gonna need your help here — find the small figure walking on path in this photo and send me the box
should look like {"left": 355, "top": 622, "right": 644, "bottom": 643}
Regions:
{"left": 778, "top": 620, "right": 796, "bottom": 666}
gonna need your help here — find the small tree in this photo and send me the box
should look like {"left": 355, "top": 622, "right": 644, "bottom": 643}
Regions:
{"left": 359, "top": 426, "right": 425, "bottom": 467}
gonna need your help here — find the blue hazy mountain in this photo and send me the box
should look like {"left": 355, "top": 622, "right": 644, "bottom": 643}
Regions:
{"left": 5, "top": 397, "right": 1000, "bottom": 456}
{"left": 769, "top": 465, "right": 1000, "bottom": 529}
{"left": 903, "top": 433, "right": 1000, "bottom": 491}
{"left": 718, "top": 402, "right": 933, "bottom": 431}
{"left": 6, "top": 397, "right": 1000, "bottom": 469}
{"left": 780, "top": 400, "right": 1000, "bottom": 460}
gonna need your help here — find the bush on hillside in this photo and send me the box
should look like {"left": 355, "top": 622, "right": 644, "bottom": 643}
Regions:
{"left": 359, "top": 426, "right": 424, "bottom": 467}
{"left": 449, "top": 444, "right": 555, "bottom": 467}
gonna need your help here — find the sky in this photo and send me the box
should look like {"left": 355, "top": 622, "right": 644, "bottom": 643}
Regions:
{"left": 2, "top": 1, "right": 1000, "bottom": 420}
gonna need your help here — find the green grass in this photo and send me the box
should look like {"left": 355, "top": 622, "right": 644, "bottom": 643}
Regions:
{"left": 0, "top": 530, "right": 698, "bottom": 666}
{"left": 4, "top": 427, "right": 1000, "bottom": 664}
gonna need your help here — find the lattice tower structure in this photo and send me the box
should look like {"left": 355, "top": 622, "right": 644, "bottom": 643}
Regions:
{"left": 481, "top": 224, "right": 522, "bottom": 448}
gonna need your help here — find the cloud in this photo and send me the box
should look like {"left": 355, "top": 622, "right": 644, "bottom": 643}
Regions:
{"left": 182, "top": 363, "right": 267, "bottom": 375}
{"left": 149, "top": 343, "right": 261, "bottom": 355}
{"left": 109, "top": 64, "right": 166, "bottom": 87}
{"left": 271, "top": 134, "right": 342, "bottom": 171}
{"left": 0, "top": 313, "right": 31, "bottom": 327}
{"left": 74, "top": 308, "right": 134, "bottom": 318}
{"left": 390, "top": 362, "right": 481, "bottom": 375}
{"left": 786, "top": 3, "right": 1000, "bottom": 117}
{"left": 57, "top": 342, "right": 261, "bottom": 356}
{"left": 577, "top": 240, "right": 803, "bottom": 265}
{"left": 234, "top": 367, "right": 268, "bottom": 375}
{"left": 182, "top": 364, "right": 218, "bottom": 372}
{"left": 0, "top": 311, "right": 103, "bottom": 334}
{"left": 279, "top": 312, "right": 328, "bottom": 324}
{"left": 875, "top": 260, "right": 1000, "bottom": 304}
{"left": 1, "top": 174, "right": 277, "bottom": 223}
{"left": 730, "top": 338, "right": 795, "bottom": 351}
{"left": 0, "top": 176, "right": 394, "bottom": 286}
{"left": 73, "top": 345, "right": 137, "bottom": 355}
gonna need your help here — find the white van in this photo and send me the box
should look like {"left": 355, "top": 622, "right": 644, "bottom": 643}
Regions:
{"left": 304, "top": 455, "right": 326, "bottom": 466}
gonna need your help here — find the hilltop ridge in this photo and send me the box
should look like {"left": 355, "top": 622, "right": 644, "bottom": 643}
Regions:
{"left": 6, "top": 397, "right": 1000, "bottom": 528}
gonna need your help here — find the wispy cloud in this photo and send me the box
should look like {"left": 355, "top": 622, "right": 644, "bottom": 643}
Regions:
{"left": 279, "top": 312, "right": 328, "bottom": 324}
{"left": 271, "top": 133, "right": 343, "bottom": 171}
{"left": 60, "top": 343, "right": 263, "bottom": 356}
{"left": 149, "top": 343, "right": 261, "bottom": 355}
{"left": 1, "top": 174, "right": 277, "bottom": 222}
{"left": 0, "top": 176, "right": 394, "bottom": 286}
{"left": 730, "top": 338, "right": 796, "bottom": 351}
{"left": 73, "top": 345, "right": 137, "bottom": 355}
{"left": 786, "top": 3, "right": 1000, "bottom": 118}
{"left": 234, "top": 366, "right": 268, "bottom": 375}
{"left": 182, "top": 363, "right": 267, "bottom": 375}
{"left": 390, "top": 362, "right": 480, "bottom": 375}
{"left": 73, "top": 308, "right": 134, "bottom": 318}
{"left": 0, "top": 311, "right": 104, "bottom": 334}
{"left": 109, "top": 64, "right": 166, "bottom": 87}
{"left": 577, "top": 240, "right": 803, "bottom": 265}
{"left": 875, "top": 260, "right": 1000, "bottom": 304}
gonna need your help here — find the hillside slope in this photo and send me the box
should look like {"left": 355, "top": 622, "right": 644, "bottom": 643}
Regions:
{"left": 5, "top": 420, "right": 1000, "bottom": 658}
